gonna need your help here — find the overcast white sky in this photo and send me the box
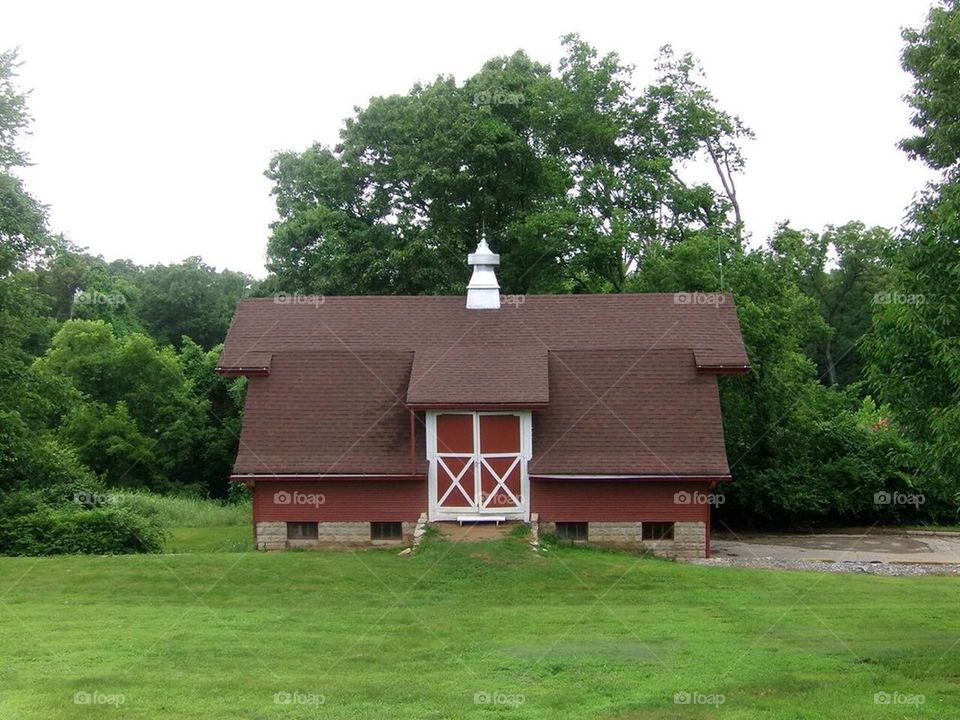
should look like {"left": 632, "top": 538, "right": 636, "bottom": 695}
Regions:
{"left": 2, "top": 0, "right": 938, "bottom": 278}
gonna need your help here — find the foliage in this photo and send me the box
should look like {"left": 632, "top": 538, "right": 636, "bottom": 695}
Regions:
{"left": 0, "top": 410, "right": 94, "bottom": 493}
{"left": 901, "top": 0, "right": 960, "bottom": 171}
{"left": 0, "top": 410, "right": 165, "bottom": 555}
{"left": 112, "top": 491, "right": 250, "bottom": 528}
{"left": 0, "top": 498, "right": 166, "bottom": 556}
{"left": 31, "top": 320, "right": 245, "bottom": 496}
{"left": 58, "top": 401, "right": 162, "bottom": 488}
{"left": 862, "top": 0, "right": 960, "bottom": 520}
{"left": 176, "top": 337, "right": 246, "bottom": 497}
{"left": 0, "top": 48, "right": 30, "bottom": 170}
{"left": 863, "top": 182, "right": 960, "bottom": 504}
{"left": 131, "top": 257, "right": 252, "bottom": 348}
{"left": 265, "top": 37, "right": 749, "bottom": 296}
{"left": 633, "top": 223, "right": 922, "bottom": 527}
{"left": 28, "top": 250, "right": 253, "bottom": 347}
{"left": 791, "top": 222, "right": 892, "bottom": 387}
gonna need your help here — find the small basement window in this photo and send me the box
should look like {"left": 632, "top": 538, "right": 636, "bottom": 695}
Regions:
{"left": 287, "top": 522, "right": 318, "bottom": 540}
{"left": 555, "top": 522, "right": 588, "bottom": 541}
{"left": 642, "top": 522, "right": 675, "bottom": 541}
{"left": 371, "top": 522, "right": 403, "bottom": 540}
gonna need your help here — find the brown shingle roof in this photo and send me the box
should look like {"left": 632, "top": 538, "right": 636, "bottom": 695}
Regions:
{"left": 221, "top": 294, "right": 749, "bottom": 477}
{"left": 530, "top": 350, "right": 730, "bottom": 476}
{"left": 217, "top": 294, "right": 749, "bottom": 366}
{"left": 234, "top": 351, "right": 414, "bottom": 475}
{"left": 406, "top": 346, "right": 549, "bottom": 407}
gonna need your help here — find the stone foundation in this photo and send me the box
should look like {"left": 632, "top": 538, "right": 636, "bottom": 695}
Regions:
{"left": 256, "top": 521, "right": 287, "bottom": 551}
{"left": 256, "top": 521, "right": 416, "bottom": 550}
{"left": 538, "top": 521, "right": 707, "bottom": 559}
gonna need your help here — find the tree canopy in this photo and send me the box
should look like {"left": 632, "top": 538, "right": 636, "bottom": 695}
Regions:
{"left": 265, "top": 37, "right": 748, "bottom": 296}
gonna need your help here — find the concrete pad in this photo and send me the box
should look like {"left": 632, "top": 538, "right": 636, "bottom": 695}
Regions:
{"left": 712, "top": 530, "right": 960, "bottom": 564}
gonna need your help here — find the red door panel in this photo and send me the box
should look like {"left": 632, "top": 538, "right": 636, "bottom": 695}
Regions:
{"left": 437, "top": 414, "right": 474, "bottom": 454}
{"left": 479, "top": 414, "right": 521, "bottom": 454}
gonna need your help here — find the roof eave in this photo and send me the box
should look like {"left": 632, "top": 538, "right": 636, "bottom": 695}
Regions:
{"left": 695, "top": 364, "right": 751, "bottom": 375}
{"left": 230, "top": 473, "right": 426, "bottom": 482}
{"left": 530, "top": 474, "right": 732, "bottom": 482}
{"left": 216, "top": 366, "right": 271, "bottom": 377}
{"left": 405, "top": 401, "right": 549, "bottom": 410}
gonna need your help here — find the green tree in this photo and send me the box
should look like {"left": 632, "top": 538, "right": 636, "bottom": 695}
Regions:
{"left": 177, "top": 338, "right": 245, "bottom": 497}
{"left": 58, "top": 401, "right": 160, "bottom": 488}
{"left": 863, "top": 0, "right": 960, "bottom": 515}
{"left": 132, "top": 257, "right": 252, "bottom": 348}
{"left": 0, "top": 49, "right": 54, "bottom": 367}
{"left": 635, "top": 224, "right": 919, "bottom": 526}
{"left": 767, "top": 222, "right": 892, "bottom": 387}
{"left": 265, "top": 38, "right": 749, "bottom": 296}
{"left": 35, "top": 321, "right": 209, "bottom": 492}
{"left": 900, "top": 0, "right": 960, "bottom": 170}
{"left": 0, "top": 51, "right": 173, "bottom": 553}
{"left": 864, "top": 183, "right": 960, "bottom": 505}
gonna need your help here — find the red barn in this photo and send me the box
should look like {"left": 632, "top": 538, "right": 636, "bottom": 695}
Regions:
{"left": 217, "top": 240, "right": 749, "bottom": 558}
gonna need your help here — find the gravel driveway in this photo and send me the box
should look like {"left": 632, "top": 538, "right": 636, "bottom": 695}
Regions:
{"left": 696, "top": 530, "right": 960, "bottom": 575}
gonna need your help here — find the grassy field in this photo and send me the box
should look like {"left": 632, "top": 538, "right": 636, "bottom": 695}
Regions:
{"left": 163, "top": 525, "right": 252, "bottom": 554}
{"left": 112, "top": 492, "right": 251, "bottom": 528}
{"left": 0, "top": 533, "right": 958, "bottom": 719}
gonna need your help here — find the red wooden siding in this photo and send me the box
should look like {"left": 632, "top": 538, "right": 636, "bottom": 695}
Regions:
{"left": 531, "top": 480, "right": 711, "bottom": 522}
{"left": 253, "top": 480, "right": 425, "bottom": 522}
{"left": 253, "top": 478, "right": 713, "bottom": 523}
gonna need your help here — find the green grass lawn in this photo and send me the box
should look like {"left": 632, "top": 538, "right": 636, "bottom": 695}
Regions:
{"left": 0, "top": 533, "right": 958, "bottom": 719}
{"left": 163, "top": 525, "right": 253, "bottom": 554}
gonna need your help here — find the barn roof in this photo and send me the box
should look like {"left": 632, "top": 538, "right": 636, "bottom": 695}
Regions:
{"left": 406, "top": 346, "right": 550, "bottom": 408}
{"left": 219, "top": 294, "right": 749, "bottom": 478}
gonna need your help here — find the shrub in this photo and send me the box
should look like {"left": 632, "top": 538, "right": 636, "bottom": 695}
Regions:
{"left": 0, "top": 500, "right": 166, "bottom": 556}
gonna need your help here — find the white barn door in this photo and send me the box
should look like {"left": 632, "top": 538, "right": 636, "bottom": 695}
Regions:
{"left": 427, "top": 411, "right": 530, "bottom": 521}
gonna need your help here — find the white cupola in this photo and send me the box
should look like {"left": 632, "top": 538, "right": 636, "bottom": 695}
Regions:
{"left": 466, "top": 236, "right": 500, "bottom": 310}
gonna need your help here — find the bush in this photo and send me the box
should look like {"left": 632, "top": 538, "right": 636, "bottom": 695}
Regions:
{"left": 0, "top": 500, "right": 166, "bottom": 556}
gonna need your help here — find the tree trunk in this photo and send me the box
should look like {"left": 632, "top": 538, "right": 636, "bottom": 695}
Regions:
{"left": 824, "top": 338, "right": 838, "bottom": 387}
